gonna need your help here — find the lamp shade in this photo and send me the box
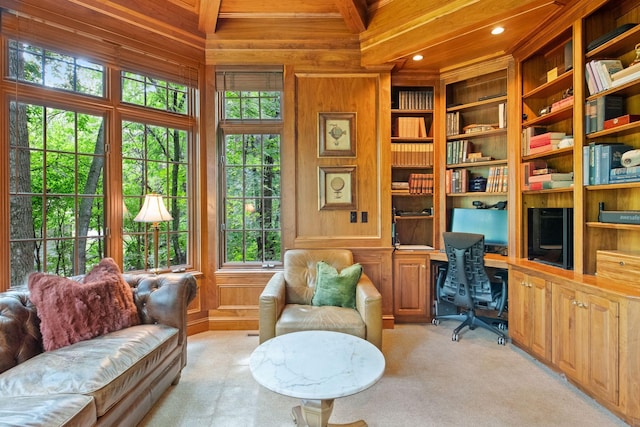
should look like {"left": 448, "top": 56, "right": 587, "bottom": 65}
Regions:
{"left": 134, "top": 194, "right": 173, "bottom": 223}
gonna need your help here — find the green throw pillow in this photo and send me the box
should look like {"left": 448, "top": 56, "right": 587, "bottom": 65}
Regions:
{"left": 311, "top": 261, "right": 362, "bottom": 309}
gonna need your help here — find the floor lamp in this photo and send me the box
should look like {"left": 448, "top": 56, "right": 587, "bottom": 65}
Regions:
{"left": 134, "top": 193, "right": 173, "bottom": 273}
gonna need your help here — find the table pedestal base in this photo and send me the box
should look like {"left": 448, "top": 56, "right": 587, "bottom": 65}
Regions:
{"left": 291, "top": 399, "right": 367, "bottom": 427}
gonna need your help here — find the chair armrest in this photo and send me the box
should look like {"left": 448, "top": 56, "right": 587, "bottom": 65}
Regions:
{"left": 355, "top": 273, "right": 383, "bottom": 349}
{"left": 259, "top": 271, "right": 286, "bottom": 344}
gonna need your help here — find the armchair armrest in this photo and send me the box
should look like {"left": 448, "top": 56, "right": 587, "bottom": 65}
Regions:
{"left": 259, "top": 271, "right": 286, "bottom": 344}
{"left": 355, "top": 273, "right": 383, "bottom": 349}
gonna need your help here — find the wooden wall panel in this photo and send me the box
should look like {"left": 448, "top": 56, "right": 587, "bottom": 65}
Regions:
{"left": 294, "top": 73, "right": 383, "bottom": 246}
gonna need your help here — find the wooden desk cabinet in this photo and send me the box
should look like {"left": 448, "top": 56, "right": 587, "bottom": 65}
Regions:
{"left": 392, "top": 251, "right": 430, "bottom": 322}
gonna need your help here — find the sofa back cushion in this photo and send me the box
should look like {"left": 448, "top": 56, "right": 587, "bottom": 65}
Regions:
{"left": 0, "top": 289, "right": 43, "bottom": 374}
{"left": 28, "top": 258, "right": 139, "bottom": 351}
{"left": 283, "top": 249, "right": 354, "bottom": 305}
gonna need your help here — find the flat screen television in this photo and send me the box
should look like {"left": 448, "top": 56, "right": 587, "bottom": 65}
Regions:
{"left": 449, "top": 208, "right": 508, "bottom": 253}
{"left": 527, "top": 207, "right": 573, "bottom": 270}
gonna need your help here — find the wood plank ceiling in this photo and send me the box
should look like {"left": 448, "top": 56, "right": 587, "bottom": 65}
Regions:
{"left": 2, "top": 0, "right": 575, "bottom": 72}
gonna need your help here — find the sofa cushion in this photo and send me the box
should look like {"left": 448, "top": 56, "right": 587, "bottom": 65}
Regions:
{"left": 276, "top": 304, "right": 366, "bottom": 339}
{"left": 0, "top": 394, "right": 96, "bottom": 427}
{"left": 311, "top": 261, "right": 361, "bottom": 309}
{"left": 0, "top": 324, "right": 178, "bottom": 417}
{"left": 28, "top": 258, "right": 139, "bottom": 351}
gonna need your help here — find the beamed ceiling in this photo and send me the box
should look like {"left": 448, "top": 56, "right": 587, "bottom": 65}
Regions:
{"left": 0, "top": 0, "right": 582, "bottom": 72}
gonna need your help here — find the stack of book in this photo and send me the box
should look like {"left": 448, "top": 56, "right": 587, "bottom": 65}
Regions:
{"left": 585, "top": 95, "right": 625, "bottom": 134}
{"left": 522, "top": 127, "right": 548, "bottom": 156}
{"left": 610, "top": 62, "right": 640, "bottom": 88}
{"left": 585, "top": 59, "right": 624, "bottom": 95}
{"left": 444, "top": 169, "right": 468, "bottom": 194}
{"left": 527, "top": 132, "right": 566, "bottom": 155}
{"left": 528, "top": 172, "right": 574, "bottom": 190}
{"left": 391, "top": 143, "right": 433, "bottom": 166}
{"left": 486, "top": 166, "right": 509, "bottom": 192}
{"left": 445, "top": 140, "right": 473, "bottom": 164}
{"left": 521, "top": 159, "right": 549, "bottom": 190}
{"left": 408, "top": 173, "right": 434, "bottom": 194}
{"left": 583, "top": 143, "right": 633, "bottom": 185}
{"left": 610, "top": 164, "right": 640, "bottom": 183}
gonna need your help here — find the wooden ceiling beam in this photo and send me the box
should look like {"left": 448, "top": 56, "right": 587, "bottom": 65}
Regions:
{"left": 334, "top": 0, "right": 368, "bottom": 33}
{"left": 199, "top": 0, "right": 221, "bottom": 33}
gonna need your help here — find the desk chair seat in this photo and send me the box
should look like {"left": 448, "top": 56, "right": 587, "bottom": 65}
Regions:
{"left": 432, "top": 232, "right": 508, "bottom": 345}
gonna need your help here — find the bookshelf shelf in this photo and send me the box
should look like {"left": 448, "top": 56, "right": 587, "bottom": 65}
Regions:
{"left": 586, "top": 120, "right": 640, "bottom": 138}
{"left": 586, "top": 24, "right": 640, "bottom": 59}
{"left": 394, "top": 215, "right": 433, "bottom": 220}
{"left": 446, "top": 95, "right": 507, "bottom": 113}
{"left": 391, "top": 137, "right": 433, "bottom": 142}
{"left": 392, "top": 109, "right": 434, "bottom": 114}
{"left": 586, "top": 221, "right": 640, "bottom": 231}
{"left": 585, "top": 181, "right": 640, "bottom": 190}
{"left": 447, "top": 191, "right": 507, "bottom": 197}
{"left": 446, "top": 159, "right": 507, "bottom": 169}
{"left": 446, "top": 128, "right": 507, "bottom": 140}
{"left": 523, "top": 70, "right": 573, "bottom": 99}
{"left": 585, "top": 77, "right": 640, "bottom": 100}
{"left": 522, "top": 187, "right": 574, "bottom": 195}
{"left": 522, "top": 146, "right": 573, "bottom": 161}
{"left": 522, "top": 105, "right": 573, "bottom": 127}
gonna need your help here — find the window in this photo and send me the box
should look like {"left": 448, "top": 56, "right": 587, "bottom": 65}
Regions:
{"left": 217, "top": 69, "right": 283, "bottom": 265}
{"left": 4, "top": 33, "right": 198, "bottom": 288}
{"left": 121, "top": 120, "right": 189, "bottom": 271}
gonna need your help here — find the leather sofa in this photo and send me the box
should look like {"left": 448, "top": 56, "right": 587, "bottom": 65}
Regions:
{"left": 0, "top": 273, "right": 197, "bottom": 427}
{"left": 259, "top": 249, "right": 383, "bottom": 349}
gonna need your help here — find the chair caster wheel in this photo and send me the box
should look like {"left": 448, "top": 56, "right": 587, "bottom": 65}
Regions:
{"left": 432, "top": 318, "right": 440, "bottom": 326}
{"left": 498, "top": 322, "right": 507, "bottom": 330}
{"left": 498, "top": 337, "right": 506, "bottom": 345}
{"left": 452, "top": 333, "right": 459, "bottom": 342}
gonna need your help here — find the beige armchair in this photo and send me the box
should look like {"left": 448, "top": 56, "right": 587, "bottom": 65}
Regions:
{"left": 259, "top": 249, "right": 383, "bottom": 349}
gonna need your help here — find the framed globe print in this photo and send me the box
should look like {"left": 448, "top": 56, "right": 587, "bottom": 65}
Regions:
{"left": 319, "top": 166, "right": 357, "bottom": 210}
{"left": 318, "top": 112, "right": 356, "bottom": 157}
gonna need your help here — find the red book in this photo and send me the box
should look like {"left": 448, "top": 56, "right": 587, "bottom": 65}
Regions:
{"left": 528, "top": 145, "right": 554, "bottom": 155}
{"left": 529, "top": 132, "right": 565, "bottom": 148}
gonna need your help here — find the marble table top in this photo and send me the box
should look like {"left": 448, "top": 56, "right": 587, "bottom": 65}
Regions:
{"left": 249, "top": 331, "right": 385, "bottom": 400}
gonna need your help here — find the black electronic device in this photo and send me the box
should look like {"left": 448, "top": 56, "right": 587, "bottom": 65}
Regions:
{"left": 587, "top": 23, "right": 637, "bottom": 52}
{"left": 527, "top": 207, "right": 573, "bottom": 270}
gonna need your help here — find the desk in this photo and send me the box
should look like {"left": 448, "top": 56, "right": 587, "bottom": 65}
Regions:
{"left": 249, "top": 331, "right": 385, "bottom": 427}
{"left": 428, "top": 250, "right": 509, "bottom": 269}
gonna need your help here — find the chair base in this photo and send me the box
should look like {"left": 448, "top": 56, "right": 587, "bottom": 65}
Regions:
{"left": 433, "top": 304, "right": 507, "bottom": 345}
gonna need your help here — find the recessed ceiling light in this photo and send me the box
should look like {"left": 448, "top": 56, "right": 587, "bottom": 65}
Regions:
{"left": 491, "top": 27, "right": 504, "bottom": 35}
{"left": 413, "top": 54, "right": 424, "bottom": 61}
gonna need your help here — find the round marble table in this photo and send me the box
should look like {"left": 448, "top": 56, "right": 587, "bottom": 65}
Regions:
{"left": 249, "top": 331, "right": 385, "bottom": 427}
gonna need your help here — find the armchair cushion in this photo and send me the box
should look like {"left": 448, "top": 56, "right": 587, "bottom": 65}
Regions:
{"left": 311, "top": 262, "right": 362, "bottom": 309}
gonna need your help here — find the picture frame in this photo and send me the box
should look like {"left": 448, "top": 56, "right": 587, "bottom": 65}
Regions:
{"left": 318, "top": 112, "right": 356, "bottom": 157}
{"left": 319, "top": 166, "right": 357, "bottom": 210}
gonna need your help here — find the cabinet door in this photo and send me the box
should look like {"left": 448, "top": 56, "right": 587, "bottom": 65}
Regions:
{"left": 552, "top": 284, "right": 581, "bottom": 380}
{"left": 393, "top": 254, "right": 429, "bottom": 320}
{"left": 584, "top": 293, "right": 619, "bottom": 406}
{"left": 529, "top": 275, "right": 551, "bottom": 361}
{"left": 508, "top": 269, "right": 529, "bottom": 346}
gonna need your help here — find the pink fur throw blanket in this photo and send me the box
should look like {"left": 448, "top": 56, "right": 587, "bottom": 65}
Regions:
{"left": 28, "top": 257, "right": 139, "bottom": 351}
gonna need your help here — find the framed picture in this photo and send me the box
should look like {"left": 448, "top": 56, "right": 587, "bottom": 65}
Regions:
{"left": 318, "top": 112, "right": 356, "bottom": 157}
{"left": 319, "top": 166, "right": 357, "bottom": 210}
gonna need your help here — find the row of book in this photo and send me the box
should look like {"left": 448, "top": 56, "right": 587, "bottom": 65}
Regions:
{"left": 444, "top": 166, "right": 508, "bottom": 194}
{"left": 391, "top": 173, "right": 434, "bottom": 195}
{"left": 585, "top": 95, "right": 625, "bottom": 134}
{"left": 527, "top": 171, "right": 573, "bottom": 190}
{"left": 445, "top": 112, "right": 461, "bottom": 136}
{"left": 585, "top": 59, "right": 640, "bottom": 95}
{"left": 391, "top": 143, "right": 434, "bottom": 166}
{"left": 585, "top": 59, "right": 624, "bottom": 95}
{"left": 395, "top": 116, "right": 430, "bottom": 138}
{"left": 446, "top": 139, "right": 472, "bottom": 164}
{"left": 583, "top": 143, "right": 639, "bottom": 185}
{"left": 398, "top": 90, "right": 434, "bottom": 110}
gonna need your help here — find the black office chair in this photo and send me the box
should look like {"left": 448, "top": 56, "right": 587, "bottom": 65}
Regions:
{"left": 432, "top": 232, "right": 508, "bottom": 345}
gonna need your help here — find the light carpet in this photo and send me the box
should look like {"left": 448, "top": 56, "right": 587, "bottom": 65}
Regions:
{"left": 140, "top": 324, "right": 628, "bottom": 427}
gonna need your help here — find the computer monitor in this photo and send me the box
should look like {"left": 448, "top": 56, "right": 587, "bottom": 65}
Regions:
{"left": 449, "top": 208, "right": 508, "bottom": 251}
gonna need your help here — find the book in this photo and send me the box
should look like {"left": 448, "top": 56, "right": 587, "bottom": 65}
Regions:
{"left": 598, "top": 59, "right": 624, "bottom": 89}
{"left": 521, "top": 126, "right": 547, "bottom": 156}
{"left": 597, "top": 144, "right": 633, "bottom": 184}
{"left": 528, "top": 180, "right": 574, "bottom": 190}
{"left": 608, "top": 173, "right": 640, "bottom": 183}
{"left": 521, "top": 160, "right": 548, "bottom": 190}
{"left": 532, "top": 167, "right": 557, "bottom": 175}
{"left": 611, "top": 165, "right": 640, "bottom": 176}
{"left": 528, "top": 172, "right": 574, "bottom": 183}
{"left": 529, "top": 132, "right": 566, "bottom": 147}
{"left": 589, "top": 142, "right": 625, "bottom": 185}
{"left": 596, "top": 95, "right": 625, "bottom": 132}
{"left": 611, "top": 61, "right": 640, "bottom": 83}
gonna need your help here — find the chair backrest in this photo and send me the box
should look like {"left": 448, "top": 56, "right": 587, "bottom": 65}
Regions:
{"left": 441, "top": 232, "right": 492, "bottom": 309}
{"left": 283, "top": 249, "right": 354, "bottom": 305}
